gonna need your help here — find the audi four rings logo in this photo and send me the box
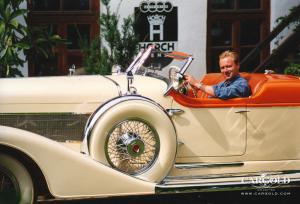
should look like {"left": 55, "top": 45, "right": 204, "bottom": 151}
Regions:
{"left": 139, "top": 1, "right": 173, "bottom": 13}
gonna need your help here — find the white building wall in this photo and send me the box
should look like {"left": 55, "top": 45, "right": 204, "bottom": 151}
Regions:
{"left": 19, "top": 1, "right": 28, "bottom": 77}
{"left": 19, "top": 1, "right": 300, "bottom": 77}
{"left": 106, "top": 0, "right": 207, "bottom": 77}
{"left": 270, "top": 0, "right": 300, "bottom": 52}
{"left": 108, "top": 0, "right": 300, "bottom": 76}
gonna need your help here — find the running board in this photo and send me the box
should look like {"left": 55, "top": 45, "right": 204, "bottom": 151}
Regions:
{"left": 156, "top": 170, "right": 300, "bottom": 194}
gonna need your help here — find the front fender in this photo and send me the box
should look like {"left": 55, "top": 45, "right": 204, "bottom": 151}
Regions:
{"left": 0, "top": 126, "right": 155, "bottom": 198}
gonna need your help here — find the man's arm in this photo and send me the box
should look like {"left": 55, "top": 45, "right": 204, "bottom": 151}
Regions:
{"left": 195, "top": 82, "right": 216, "bottom": 97}
{"left": 184, "top": 74, "right": 216, "bottom": 97}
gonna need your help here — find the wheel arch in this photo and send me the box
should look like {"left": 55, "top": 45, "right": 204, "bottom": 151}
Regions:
{"left": 0, "top": 144, "right": 53, "bottom": 200}
{"left": 81, "top": 95, "right": 177, "bottom": 182}
{"left": 81, "top": 95, "right": 177, "bottom": 154}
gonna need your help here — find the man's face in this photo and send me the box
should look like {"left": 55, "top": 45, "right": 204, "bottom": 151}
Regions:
{"left": 219, "top": 56, "right": 240, "bottom": 80}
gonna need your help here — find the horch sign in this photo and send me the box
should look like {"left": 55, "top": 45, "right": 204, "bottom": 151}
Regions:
{"left": 135, "top": 1, "right": 178, "bottom": 69}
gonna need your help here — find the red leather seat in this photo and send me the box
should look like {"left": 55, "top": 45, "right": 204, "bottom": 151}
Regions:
{"left": 240, "top": 73, "right": 268, "bottom": 97}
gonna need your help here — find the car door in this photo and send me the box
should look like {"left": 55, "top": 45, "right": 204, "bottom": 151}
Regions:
{"left": 171, "top": 97, "right": 248, "bottom": 157}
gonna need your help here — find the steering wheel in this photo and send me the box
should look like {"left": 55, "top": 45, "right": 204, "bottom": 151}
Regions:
{"left": 169, "top": 66, "right": 185, "bottom": 90}
{"left": 166, "top": 66, "right": 198, "bottom": 97}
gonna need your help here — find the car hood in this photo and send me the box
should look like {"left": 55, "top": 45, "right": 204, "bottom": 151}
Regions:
{"left": 0, "top": 75, "right": 171, "bottom": 113}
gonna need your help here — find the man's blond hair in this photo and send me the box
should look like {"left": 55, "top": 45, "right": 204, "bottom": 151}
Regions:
{"left": 219, "top": 50, "right": 239, "bottom": 65}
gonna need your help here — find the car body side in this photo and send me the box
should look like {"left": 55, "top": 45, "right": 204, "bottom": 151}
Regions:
{"left": 169, "top": 73, "right": 300, "bottom": 176}
{"left": 1, "top": 73, "right": 300, "bottom": 199}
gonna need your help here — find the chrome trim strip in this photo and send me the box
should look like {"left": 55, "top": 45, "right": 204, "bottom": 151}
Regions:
{"left": 162, "top": 170, "right": 300, "bottom": 184}
{"left": 126, "top": 46, "right": 154, "bottom": 74}
{"left": 156, "top": 180, "right": 300, "bottom": 194}
{"left": 179, "top": 56, "right": 194, "bottom": 75}
{"left": 129, "top": 46, "right": 154, "bottom": 75}
{"left": 81, "top": 95, "right": 176, "bottom": 155}
{"left": 102, "top": 76, "right": 122, "bottom": 96}
{"left": 175, "top": 162, "right": 244, "bottom": 169}
{"left": 156, "top": 170, "right": 300, "bottom": 193}
{"left": 126, "top": 50, "right": 144, "bottom": 73}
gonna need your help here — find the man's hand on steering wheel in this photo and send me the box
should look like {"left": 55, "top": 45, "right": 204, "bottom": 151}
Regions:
{"left": 182, "top": 74, "right": 199, "bottom": 97}
{"left": 184, "top": 74, "right": 198, "bottom": 88}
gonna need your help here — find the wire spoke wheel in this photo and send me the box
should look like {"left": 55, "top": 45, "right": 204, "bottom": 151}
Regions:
{"left": 105, "top": 119, "right": 160, "bottom": 175}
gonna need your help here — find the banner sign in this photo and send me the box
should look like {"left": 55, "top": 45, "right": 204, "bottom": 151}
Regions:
{"left": 135, "top": 1, "right": 178, "bottom": 68}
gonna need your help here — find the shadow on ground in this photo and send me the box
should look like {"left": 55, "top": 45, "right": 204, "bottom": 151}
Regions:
{"left": 39, "top": 187, "right": 300, "bottom": 204}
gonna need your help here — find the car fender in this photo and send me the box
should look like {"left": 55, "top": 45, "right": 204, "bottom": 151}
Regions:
{"left": 0, "top": 126, "right": 155, "bottom": 198}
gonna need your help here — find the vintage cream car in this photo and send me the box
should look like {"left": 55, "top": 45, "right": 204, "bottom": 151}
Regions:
{"left": 0, "top": 46, "right": 300, "bottom": 203}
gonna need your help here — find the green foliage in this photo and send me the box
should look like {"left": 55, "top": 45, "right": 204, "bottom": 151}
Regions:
{"left": 275, "top": 4, "right": 300, "bottom": 76}
{"left": 276, "top": 5, "right": 300, "bottom": 31}
{"left": 0, "top": 0, "right": 64, "bottom": 78}
{"left": 284, "top": 61, "right": 300, "bottom": 76}
{"left": 24, "top": 25, "right": 64, "bottom": 68}
{"left": 81, "top": 36, "right": 112, "bottom": 75}
{"left": 0, "top": 0, "right": 28, "bottom": 77}
{"left": 274, "top": 5, "right": 300, "bottom": 48}
{"left": 81, "top": 0, "right": 139, "bottom": 75}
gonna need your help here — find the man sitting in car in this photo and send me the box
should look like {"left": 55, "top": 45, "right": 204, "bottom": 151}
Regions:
{"left": 185, "top": 50, "right": 251, "bottom": 99}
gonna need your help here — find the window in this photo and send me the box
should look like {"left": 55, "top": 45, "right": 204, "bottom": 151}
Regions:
{"left": 67, "top": 24, "right": 90, "bottom": 49}
{"left": 32, "top": 0, "right": 60, "bottom": 11}
{"left": 28, "top": 25, "right": 59, "bottom": 76}
{"left": 207, "top": 0, "right": 270, "bottom": 73}
{"left": 27, "top": 0, "right": 99, "bottom": 76}
{"left": 63, "top": 0, "right": 90, "bottom": 11}
{"left": 32, "top": 0, "right": 90, "bottom": 11}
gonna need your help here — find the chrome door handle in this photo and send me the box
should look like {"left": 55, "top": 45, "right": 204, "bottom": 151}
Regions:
{"left": 166, "top": 109, "right": 184, "bottom": 116}
{"left": 235, "top": 110, "right": 249, "bottom": 113}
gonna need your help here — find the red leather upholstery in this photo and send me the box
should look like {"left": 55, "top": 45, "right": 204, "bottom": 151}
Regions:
{"left": 240, "top": 73, "right": 268, "bottom": 96}
{"left": 199, "top": 73, "right": 268, "bottom": 97}
{"left": 169, "top": 73, "right": 300, "bottom": 108}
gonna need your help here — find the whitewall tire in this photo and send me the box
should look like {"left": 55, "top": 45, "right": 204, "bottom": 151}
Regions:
{"left": 0, "top": 154, "right": 34, "bottom": 204}
{"left": 89, "top": 99, "right": 177, "bottom": 183}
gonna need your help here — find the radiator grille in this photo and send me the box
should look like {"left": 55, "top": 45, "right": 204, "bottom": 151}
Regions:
{"left": 0, "top": 113, "right": 90, "bottom": 141}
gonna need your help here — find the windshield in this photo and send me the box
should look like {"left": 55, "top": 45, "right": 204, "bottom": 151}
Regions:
{"left": 126, "top": 46, "right": 193, "bottom": 84}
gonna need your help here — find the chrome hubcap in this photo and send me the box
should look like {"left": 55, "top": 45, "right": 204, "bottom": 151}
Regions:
{"left": 105, "top": 119, "right": 160, "bottom": 175}
{"left": 117, "top": 132, "right": 145, "bottom": 157}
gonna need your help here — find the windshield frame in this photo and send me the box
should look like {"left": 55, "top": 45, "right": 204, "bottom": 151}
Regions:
{"left": 125, "top": 46, "right": 194, "bottom": 95}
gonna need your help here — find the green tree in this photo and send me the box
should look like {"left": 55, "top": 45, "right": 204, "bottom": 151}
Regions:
{"left": 81, "top": 0, "right": 139, "bottom": 75}
{"left": 0, "top": 0, "right": 64, "bottom": 78}
{"left": 24, "top": 25, "right": 64, "bottom": 75}
{"left": 284, "top": 62, "right": 300, "bottom": 76}
{"left": 0, "top": 0, "right": 29, "bottom": 77}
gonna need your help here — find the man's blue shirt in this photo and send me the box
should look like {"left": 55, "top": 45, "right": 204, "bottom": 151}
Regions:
{"left": 212, "top": 74, "right": 251, "bottom": 99}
